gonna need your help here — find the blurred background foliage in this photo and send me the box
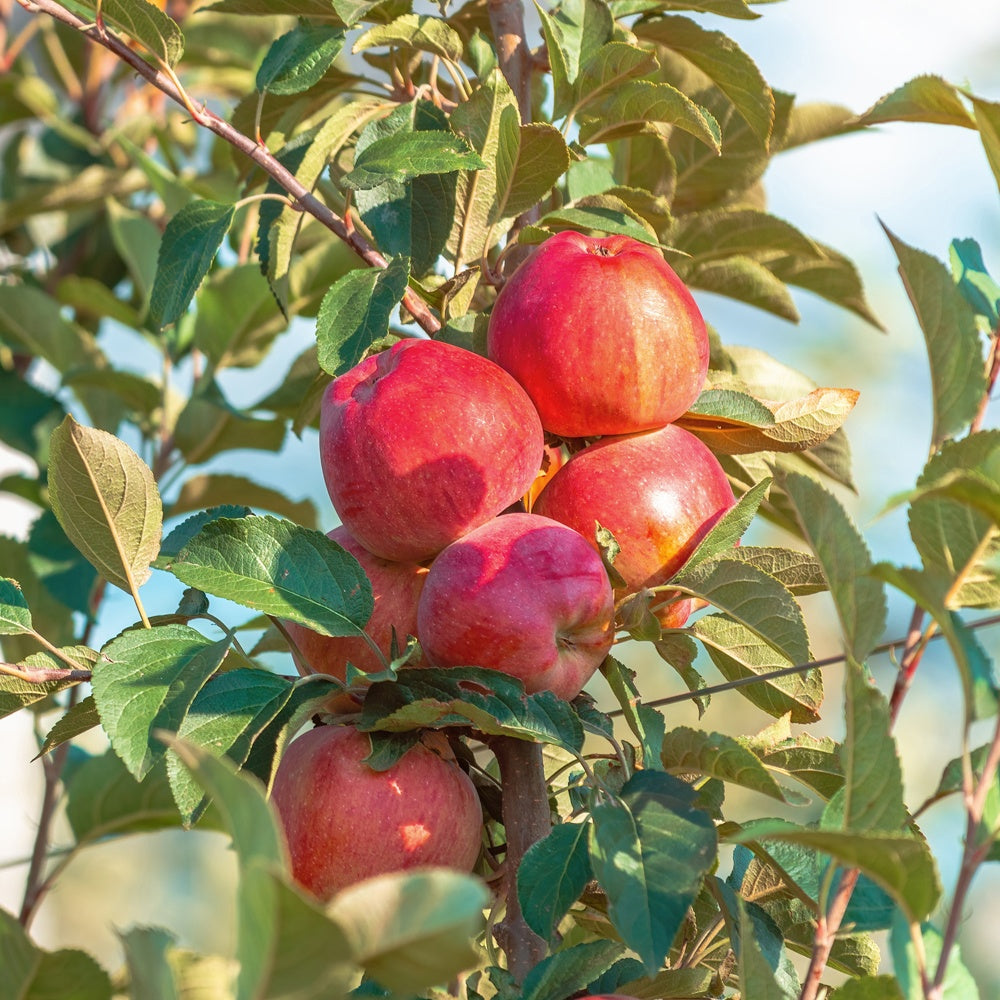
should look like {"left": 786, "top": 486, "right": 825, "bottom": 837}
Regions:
{"left": 1, "top": 0, "right": 1000, "bottom": 992}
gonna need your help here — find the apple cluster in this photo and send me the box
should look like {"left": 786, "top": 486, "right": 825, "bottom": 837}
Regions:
{"left": 272, "top": 231, "right": 736, "bottom": 902}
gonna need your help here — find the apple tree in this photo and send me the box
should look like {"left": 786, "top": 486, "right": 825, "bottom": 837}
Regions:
{"left": 2, "top": 0, "right": 1000, "bottom": 997}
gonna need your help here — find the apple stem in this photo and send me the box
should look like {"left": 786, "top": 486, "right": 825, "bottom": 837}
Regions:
{"left": 491, "top": 734, "right": 551, "bottom": 981}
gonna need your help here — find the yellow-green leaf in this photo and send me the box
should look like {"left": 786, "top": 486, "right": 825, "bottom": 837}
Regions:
{"left": 47, "top": 415, "right": 163, "bottom": 595}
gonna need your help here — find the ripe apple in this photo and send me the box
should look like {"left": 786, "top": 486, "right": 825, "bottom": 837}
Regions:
{"left": 531, "top": 424, "right": 735, "bottom": 624}
{"left": 319, "top": 338, "right": 544, "bottom": 562}
{"left": 417, "top": 512, "right": 615, "bottom": 701}
{"left": 270, "top": 724, "right": 482, "bottom": 901}
{"left": 283, "top": 524, "right": 428, "bottom": 704}
{"left": 487, "top": 231, "right": 709, "bottom": 437}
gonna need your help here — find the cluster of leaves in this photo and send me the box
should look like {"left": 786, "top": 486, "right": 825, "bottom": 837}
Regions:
{"left": 3, "top": 0, "right": 1000, "bottom": 997}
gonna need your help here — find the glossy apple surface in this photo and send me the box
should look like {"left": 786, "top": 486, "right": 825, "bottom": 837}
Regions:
{"left": 320, "top": 338, "right": 544, "bottom": 562}
{"left": 487, "top": 231, "right": 709, "bottom": 437}
{"left": 283, "top": 524, "right": 428, "bottom": 698}
{"left": 532, "top": 425, "right": 735, "bottom": 619}
{"left": 271, "top": 724, "right": 482, "bottom": 901}
{"left": 417, "top": 512, "right": 615, "bottom": 700}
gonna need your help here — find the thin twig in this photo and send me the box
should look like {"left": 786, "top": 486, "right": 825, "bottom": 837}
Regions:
{"left": 617, "top": 612, "right": 1000, "bottom": 715}
{"left": 18, "top": 0, "right": 442, "bottom": 336}
{"left": 19, "top": 686, "right": 80, "bottom": 928}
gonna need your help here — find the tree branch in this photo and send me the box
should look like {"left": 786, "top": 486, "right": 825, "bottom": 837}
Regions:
{"left": 19, "top": 0, "right": 442, "bottom": 336}
{"left": 491, "top": 735, "right": 550, "bottom": 981}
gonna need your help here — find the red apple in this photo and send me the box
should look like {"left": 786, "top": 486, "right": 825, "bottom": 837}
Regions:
{"left": 283, "top": 525, "right": 428, "bottom": 704}
{"left": 487, "top": 231, "right": 709, "bottom": 437}
{"left": 531, "top": 424, "right": 735, "bottom": 624}
{"left": 320, "top": 338, "right": 544, "bottom": 562}
{"left": 271, "top": 724, "right": 482, "bottom": 901}
{"left": 417, "top": 512, "right": 615, "bottom": 701}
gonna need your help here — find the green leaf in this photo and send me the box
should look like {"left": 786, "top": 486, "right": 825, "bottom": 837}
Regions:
{"left": 613, "top": 967, "right": 717, "bottom": 999}
{"left": 353, "top": 100, "right": 459, "bottom": 278}
{"left": 492, "top": 123, "right": 571, "bottom": 226}
{"left": 734, "top": 896, "right": 797, "bottom": 999}
{"left": 570, "top": 42, "right": 659, "bottom": 121}
{"left": 256, "top": 23, "right": 346, "bottom": 95}
{"left": 207, "top": 0, "right": 349, "bottom": 17}
{"left": 172, "top": 385, "right": 287, "bottom": 465}
{"left": 518, "top": 821, "right": 593, "bottom": 942}
{"left": 602, "top": 655, "right": 665, "bottom": 769}
{"left": 654, "top": 634, "right": 708, "bottom": 715}
{"left": 675, "top": 253, "right": 800, "bottom": 320}
{"left": 192, "top": 263, "right": 284, "bottom": 371}
{"left": 534, "top": 201, "right": 658, "bottom": 245}
{"left": 883, "top": 223, "right": 986, "bottom": 448}
{"left": 779, "top": 101, "right": 862, "bottom": 151}
{"left": 0, "top": 907, "right": 112, "bottom": 1000}
{"left": 720, "top": 546, "right": 827, "bottom": 596}
{"left": 119, "top": 927, "right": 179, "bottom": 1000}
{"left": 906, "top": 430, "right": 1000, "bottom": 608}
{"left": 167, "top": 671, "right": 339, "bottom": 822}
{"left": 170, "top": 474, "right": 318, "bottom": 529}
{"left": 328, "top": 869, "right": 488, "bottom": 992}
{"left": 62, "top": 370, "right": 161, "bottom": 422}
{"left": 747, "top": 718, "right": 843, "bottom": 801}
{"left": 359, "top": 666, "right": 585, "bottom": 752}
{"left": 872, "top": 564, "right": 999, "bottom": 722}
{"left": 673, "top": 556, "right": 811, "bottom": 664}
{"left": 858, "top": 75, "right": 976, "bottom": 128}
{"left": 157, "top": 505, "right": 252, "bottom": 564}
{"left": 105, "top": 198, "right": 160, "bottom": 310}
{"left": 781, "top": 472, "right": 886, "bottom": 663}
{"left": 0, "top": 577, "right": 31, "bottom": 635}
{"left": 62, "top": 0, "right": 184, "bottom": 66}
{"left": 692, "top": 614, "right": 822, "bottom": 723}
{"left": 315, "top": 257, "right": 410, "bottom": 377}
{"left": 0, "top": 284, "right": 108, "bottom": 382}
{"left": 521, "top": 940, "right": 625, "bottom": 1000}
{"left": 634, "top": 15, "right": 774, "bottom": 145}
{"left": 64, "top": 752, "right": 193, "bottom": 843}
{"left": 970, "top": 93, "right": 1000, "bottom": 201}
{"left": 259, "top": 98, "right": 385, "bottom": 301}
{"left": 535, "top": 0, "right": 614, "bottom": 118}
{"left": 682, "top": 477, "right": 770, "bottom": 571}
{"left": 353, "top": 14, "right": 464, "bottom": 61}
{"left": 841, "top": 660, "right": 906, "bottom": 833}
{"left": 950, "top": 237, "right": 1000, "bottom": 327}
{"left": 679, "top": 385, "right": 860, "bottom": 455}
{"left": 767, "top": 239, "right": 884, "bottom": 329}
{"left": 344, "top": 131, "right": 485, "bottom": 190}
{"left": 27, "top": 508, "right": 95, "bottom": 620}
{"left": 0, "top": 671, "right": 84, "bottom": 721}
{"left": 578, "top": 79, "right": 722, "bottom": 151}
{"left": 890, "top": 915, "right": 978, "bottom": 1000}
{"left": 93, "top": 623, "right": 230, "bottom": 780}
{"left": 149, "top": 201, "right": 236, "bottom": 332}
{"left": 47, "top": 415, "right": 163, "bottom": 596}
{"left": 163, "top": 515, "right": 373, "bottom": 638}
{"left": 240, "top": 870, "right": 355, "bottom": 1000}
{"left": 38, "top": 695, "right": 100, "bottom": 757}
{"left": 661, "top": 726, "right": 788, "bottom": 802}
{"left": 448, "top": 70, "right": 520, "bottom": 270}
{"left": 729, "top": 820, "right": 941, "bottom": 923}
{"left": 668, "top": 206, "right": 819, "bottom": 264}
{"left": 163, "top": 739, "right": 354, "bottom": 1000}
{"left": 833, "top": 976, "right": 904, "bottom": 999}
{"left": 0, "top": 369, "right": 65, "bottom": 463}
{"left": 589, "top": 770, "right": 717, "bottom": 972}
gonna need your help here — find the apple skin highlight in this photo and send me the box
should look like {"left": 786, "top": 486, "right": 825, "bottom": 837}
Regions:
{"left": 320, "top": 338, "right": 544, "bottom": 563}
